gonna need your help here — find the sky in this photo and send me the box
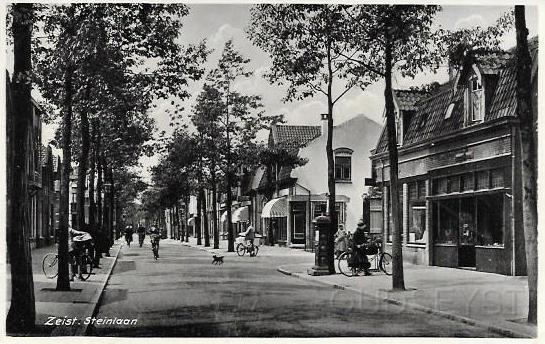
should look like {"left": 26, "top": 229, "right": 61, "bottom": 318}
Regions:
{"left": 6, "top": 3, "right": 538, "bottom": 181}
{"left": 137, "top": 4, "right": 538, "bottom": 181}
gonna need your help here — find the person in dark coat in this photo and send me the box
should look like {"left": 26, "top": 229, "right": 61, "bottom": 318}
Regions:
{"left": 352, "top": 220, "right": 372, "bottom": 276}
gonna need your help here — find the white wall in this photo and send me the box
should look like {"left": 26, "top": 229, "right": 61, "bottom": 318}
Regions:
{"left": 292, "top": 114, "right": 382, "bottom": 232}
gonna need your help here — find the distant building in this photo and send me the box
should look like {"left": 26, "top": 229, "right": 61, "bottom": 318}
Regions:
{"left": 250, "top": 114, "right": 382, "bottom": 249}
{"left": 369, "top": 38, "right": 538, "bottom": 275}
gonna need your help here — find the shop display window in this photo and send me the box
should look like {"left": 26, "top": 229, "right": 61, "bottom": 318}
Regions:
{"left": 435, "top": 199, "right": 459, "bottom": 244}
{"left": 476, "top": 194, "right": 504, "bottom": 246}
{"left": 409, "top": 205, "right": 427, "bottom": 244}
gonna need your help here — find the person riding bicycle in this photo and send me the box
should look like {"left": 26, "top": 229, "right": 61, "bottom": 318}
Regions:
{"left": 69, "top": 227, "right": 92, "bottom": 281}
{"left": 352, "top": 220, "right": 372, "bottom": 276}
{"left": 137, "top": 225, "right": 146, "bottom": 247}
{"left": 150, "top": 226, "right": 161, "bottom": 258}
{"left": 124, "top": 225, "right": 134, "bottom": 246}
{"left": 242, "top": 223, "right": 256, "bottom": 256}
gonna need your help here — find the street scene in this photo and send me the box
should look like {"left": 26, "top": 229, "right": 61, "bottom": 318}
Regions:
{"left": 5, "top": 2, "right": 539, "bottom": 340}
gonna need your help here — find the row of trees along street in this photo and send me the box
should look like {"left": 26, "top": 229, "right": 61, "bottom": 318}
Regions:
{"left": 7, "top": 4, "right": 537, "bottom": 334}
{"left": 6, "top": 3, "right": 208, "bottom": 334}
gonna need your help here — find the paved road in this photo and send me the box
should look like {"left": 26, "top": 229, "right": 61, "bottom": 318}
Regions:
{"left": 89, "top": 238, "right": 501, "bottom": 337}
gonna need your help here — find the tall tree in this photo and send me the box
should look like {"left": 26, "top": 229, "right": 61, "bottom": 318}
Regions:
{"left": 205, "top": 41, "right": 280, "bottom": 252}
{"left": 7, "top": 3, "right": 36, "bottom": 333}
{"left": 343, "top": 5, "right": 513, "bottom": 289}
{"left": 248, "top": 4, "right": 373, "bottom": 273}
{"left": 514, "top": 5, "right": 537, "bottom": 325}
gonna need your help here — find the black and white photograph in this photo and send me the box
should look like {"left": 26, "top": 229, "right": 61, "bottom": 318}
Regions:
{"left": 3, "top": 0, "right": 540, "bottom": 339}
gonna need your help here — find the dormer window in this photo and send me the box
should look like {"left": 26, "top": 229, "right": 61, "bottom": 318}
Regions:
{"left": 465, "top": 73, "right": 485, "bottom": 123}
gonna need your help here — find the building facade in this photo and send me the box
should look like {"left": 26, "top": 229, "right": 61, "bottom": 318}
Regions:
{"left": 369, "top": 40, "right": 538, "bottom": 275}
{"left": 252, "top": 114, "right": 381, "bottom": 249}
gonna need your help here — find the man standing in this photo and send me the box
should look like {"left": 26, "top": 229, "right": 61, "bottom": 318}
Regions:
{"left": 353, "top": 220, "right": 372, "bottom": 276}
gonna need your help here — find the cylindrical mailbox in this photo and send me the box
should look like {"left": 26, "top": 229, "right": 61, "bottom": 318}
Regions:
{"left": 307, "top": 215, "right": 335, "bottom": 276}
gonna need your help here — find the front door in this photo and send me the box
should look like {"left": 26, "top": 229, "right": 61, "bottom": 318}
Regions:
{"left": 291, "top": 202, "right": 306, "bottom": 245}
{"left": 458, "top": 198, "right": 476, "bottom": 267}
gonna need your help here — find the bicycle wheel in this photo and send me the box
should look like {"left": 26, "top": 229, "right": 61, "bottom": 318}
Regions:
{"left": 379, "top": 252, "right": 393, "bottom": 275}
{"left": 337, "top": 251, "right": 354, "bottom": 277}
{"left": 79, "top": 254, "right": 93, "bottom": 281}
{"left": 42, "top": 253, "right": 58, "bottom": 279}
{"left": 236, "top": 243, "right": 246, "bottom": 256}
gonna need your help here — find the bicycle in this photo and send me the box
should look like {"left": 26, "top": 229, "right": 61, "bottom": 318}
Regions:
{"left": 42, "top": 246, "right": 93, "bottom": 281}
{"left": 236, "top": 241, "right": 259, "bottom": 257}
{"left": 337, "top": 239, "right": 392, "bottom": 277}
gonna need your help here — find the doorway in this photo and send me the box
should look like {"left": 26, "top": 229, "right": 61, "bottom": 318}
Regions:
{"left": 291, "top": 202, "right": 306, "bottom": 245}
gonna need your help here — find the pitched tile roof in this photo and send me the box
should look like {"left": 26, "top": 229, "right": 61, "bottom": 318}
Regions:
{"left": 374, "top": 37, "right": 538, "bottom": 155}
{"left": 394, "top": 89, "right": 428, "bottom": 111}
{"left": 273, "top": 125, "right": 321, "bottom": 150}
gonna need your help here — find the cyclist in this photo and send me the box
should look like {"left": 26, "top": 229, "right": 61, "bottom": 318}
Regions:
{"left": 150, "top": 226, "right": 161, "bottom": 259}
{"left": 69, "top": 227, "right": 92, "bottom": 281}
{"left": 137, "top": 225, "right": 146, "bottom": 247}
{"left": 124, "top": 225, "right": 134, "bottom": 247}
{"left": 352, "top": 220, "right": 372, "bottom": 276}
{"left": 242, "top": 223, "right": 256, "bottom": 256}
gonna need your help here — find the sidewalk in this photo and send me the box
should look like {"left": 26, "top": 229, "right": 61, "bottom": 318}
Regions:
{"left": 278, "top": 262, "right": 535, "bottom": 338}
{"left": 6, "top": 241, "right": 122, "bottom": 336}
{"left": 175, "top": 236, "right": 313, "bottom": 258}
{"left": 178, "top": 236, "right": 535, "bottom": 338}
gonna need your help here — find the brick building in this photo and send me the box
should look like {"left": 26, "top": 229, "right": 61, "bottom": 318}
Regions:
{"left": 369, "top": 39, "right": 538, "bottom": 275}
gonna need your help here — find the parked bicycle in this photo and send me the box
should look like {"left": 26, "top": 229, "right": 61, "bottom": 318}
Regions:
{"left": 236, "top": 241, "right": 259, "bottom": 257}
{"left": 42, "top": 246, "right": 94, "bottom": 281}
{"left": 337, "top": 238, "right": 392, "bottom": 277}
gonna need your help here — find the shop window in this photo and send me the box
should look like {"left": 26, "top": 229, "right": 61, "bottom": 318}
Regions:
{"left": 476, "top": 170, "right": 489, "bottom": 190}
{"left": 476, "top": 194, "right": 504, "bottom": 246}
{"left": 335, "top": 156, "right": 351, "bottom": 181}
{"left": 461, "top": 173, "right": 474, "bottom": 191}
{"left": 435, "top": 199, "right": 459, "bottom": 244}
{"left": 448, "top": 175, "right": 460, "bottom": 193}
{"left": 491, "top": 168, "right": 505, "bottom": 188}
{"left": 436, "top": 177, "right": 447, "bottom": 194}
{"left": 312, "top": 202, "right": 345, "bottom": 226}
{"left": 409, "top": 205, "right": 427, "bottom": 244}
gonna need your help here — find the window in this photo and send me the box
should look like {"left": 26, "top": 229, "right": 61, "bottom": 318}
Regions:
{"left": 409, "top": 206, "right": 427, "bottom": 244}
{"left": 435, "top": 199, "right": 459, "bottom": 244}
{"left": 466, "top": 75, "right": 484, "bottom": 122}
{"left": 444, "top": 103, "right": 455, "bottom": 119}
{"left": 335, "top": 156, "right": 351, "bottom": 181}
{"left": 312, "top": 201, "right": 345, "bottom": 225}
{"left": 476, "top": 194, "right": 504, "bottom": 246}
{"left": 396, "top": 112, "right": 403, "bottom": 145}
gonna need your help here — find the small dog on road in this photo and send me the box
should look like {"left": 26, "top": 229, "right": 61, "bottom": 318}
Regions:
{"left": 212, "top": 255, "right": 224, "bottom": 265}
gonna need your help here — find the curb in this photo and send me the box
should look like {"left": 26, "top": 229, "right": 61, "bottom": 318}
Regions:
{"left": 79, "top": 243, "right": 122, "bottom": 336}
{"left": 276, "top": 267, "right": 532, "bottom": 338}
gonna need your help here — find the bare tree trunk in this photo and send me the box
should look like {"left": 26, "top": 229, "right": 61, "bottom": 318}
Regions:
{"left": 384, "top": 29, "right": 405, "bottom": 291}
{"left": 202, "top": 188, "right": 210, "bottom": 247}
{"left": 515, "top": 5, "right": 537, "bottom": 324}
{"left": 7, "top": 3, "right": 36, "bottom": 333}
{"left": 325, "top": 33, "right": 336, "bottom": 275}
{"left": 76, "top": 102, "right": 90, "bottom": 231}
{"left": 211, "top": 164, "right": 219, "bottom": 249}
{"left": 88, "top": 119, "right": 97, "bottom": 230}
{"left": 185, "top": 194, "right": 190, "bottom": 242}
{"left": 196, "top": 191, "right": 202, "bottom": 245}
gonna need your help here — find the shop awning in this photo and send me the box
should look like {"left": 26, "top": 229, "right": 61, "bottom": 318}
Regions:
{"left": 187, "top": 217, "right": 195, "bottom": 226}
{"left": 261, "top": 197, "right": 287, "bottom": 218}
{"left": 232, "top": 206, "right": 249, "bottom": 223}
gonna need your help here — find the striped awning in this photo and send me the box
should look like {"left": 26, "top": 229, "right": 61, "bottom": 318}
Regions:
{"left": 261, "top": 197, "right": 287, "bottom": 218}
{"left": 232, "top": 206, "right": 249, "bottom": 223}
{"left": 187, "top": 217, "right": 195, "bottom": 226}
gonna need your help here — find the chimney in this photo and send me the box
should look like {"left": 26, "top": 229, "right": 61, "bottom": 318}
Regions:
{"left": 320, "top": 113, "right": 328, "bottom": 136}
